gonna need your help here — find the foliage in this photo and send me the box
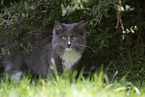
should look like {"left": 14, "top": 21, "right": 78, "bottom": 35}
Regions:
{"left": 0, "top": 0, "right": 145, "bottom": 84}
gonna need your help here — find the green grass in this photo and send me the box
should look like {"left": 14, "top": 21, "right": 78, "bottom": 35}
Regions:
{"left": 0, "top": 71, "right": 145, "bottom": 97}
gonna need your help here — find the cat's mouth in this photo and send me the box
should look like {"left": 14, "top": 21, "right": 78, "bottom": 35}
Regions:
{"left": 65, "top": 47, "right": 73, "bottom": 51}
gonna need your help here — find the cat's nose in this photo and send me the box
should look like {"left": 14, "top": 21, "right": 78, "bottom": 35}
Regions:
{"left": 67, "top": 40, "right": 71, "bottom": 48}
{"left": 67, "top": 44, "right": 71, "bottom": 48}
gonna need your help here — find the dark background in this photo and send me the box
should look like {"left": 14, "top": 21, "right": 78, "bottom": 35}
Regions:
{"left": 0, "top": 0, "right": 145, "bottom": 83}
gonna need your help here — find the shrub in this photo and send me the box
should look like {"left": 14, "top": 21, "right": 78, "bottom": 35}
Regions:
{"left": 0, "top": 0, "right": 145, "bottom": 83}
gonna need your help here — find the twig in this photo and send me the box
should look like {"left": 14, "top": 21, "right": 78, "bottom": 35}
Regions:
{"left": 115, "top": 0, "right": 125, "bottom": 42}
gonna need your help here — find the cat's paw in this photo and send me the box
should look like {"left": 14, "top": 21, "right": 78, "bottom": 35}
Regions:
{"left": 11, "top": 71, "right": 23, "bottom": 83}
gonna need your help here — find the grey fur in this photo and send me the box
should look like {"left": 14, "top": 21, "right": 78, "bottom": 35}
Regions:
{"left": 1, "top": 20, "right": 87, "bottom": 81}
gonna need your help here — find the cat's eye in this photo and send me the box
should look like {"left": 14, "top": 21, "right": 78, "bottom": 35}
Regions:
{"left": 62, "top": 36, "right": 66, "bottom": 40}
{"left": 72, "top": 36, "right": 77, "bottom": 40}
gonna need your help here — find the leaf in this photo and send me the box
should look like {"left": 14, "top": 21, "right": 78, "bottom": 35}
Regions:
{"left": 97, "top": 28, "right": 104, "bottom": 32}
{"left": 22, "top": 13, "right": 25, "bottom": 17}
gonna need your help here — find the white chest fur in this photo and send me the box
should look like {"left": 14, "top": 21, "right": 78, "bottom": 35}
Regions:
{"left": 61, "top": 49, "right": 81, "bottom": 70}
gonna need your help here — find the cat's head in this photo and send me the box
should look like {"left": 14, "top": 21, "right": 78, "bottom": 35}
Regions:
{"left": 52, "top": 20, "right": 87, "bottom": 55}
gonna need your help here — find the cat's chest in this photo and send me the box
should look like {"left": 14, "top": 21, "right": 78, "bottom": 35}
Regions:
{"left": 61, "top": 49, "right": 81, "bottom": 70}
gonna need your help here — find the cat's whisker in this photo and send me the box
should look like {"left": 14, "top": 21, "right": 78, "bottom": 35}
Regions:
{"left": 75, "top": 44, "right": 93, "bottom": 50}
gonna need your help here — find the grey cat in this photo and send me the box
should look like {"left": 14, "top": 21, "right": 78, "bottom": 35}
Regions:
{"left": 1, "top": 20, "right": 87, "bottom": 81}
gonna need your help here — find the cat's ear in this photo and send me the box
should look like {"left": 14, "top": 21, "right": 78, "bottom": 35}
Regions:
{"left": 76, "top": 20, "right": 85, "bottom": 35}
{"left": 54, "top": 20, "right": 62, "bottom": 32}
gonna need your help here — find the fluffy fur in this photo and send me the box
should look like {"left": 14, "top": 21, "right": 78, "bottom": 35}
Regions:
{"left": 1, "top": 20, "right": 87, "bottom": 81}
{"left": 61, "top": 48, "right": 82, "bottom": 70}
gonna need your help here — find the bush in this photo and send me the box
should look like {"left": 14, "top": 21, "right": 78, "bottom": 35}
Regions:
{"left": 0, "top": 0, "right": 145, "bottom": 83}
